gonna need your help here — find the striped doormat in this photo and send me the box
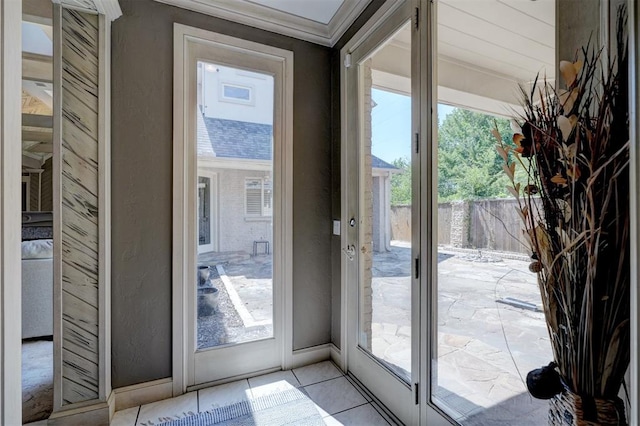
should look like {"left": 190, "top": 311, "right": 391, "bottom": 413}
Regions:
{"left": 158, "top": 388, "right": 325, "bottom": 426}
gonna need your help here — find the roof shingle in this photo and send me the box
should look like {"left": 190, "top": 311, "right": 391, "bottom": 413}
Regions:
{"left": 199, "top": 116, "right": 272, "bottom": 160}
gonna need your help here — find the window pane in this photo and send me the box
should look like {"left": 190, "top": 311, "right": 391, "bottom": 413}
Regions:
{"left": 223, "top": 84, "right": 251, "bottom": 101}
{"left": 432, "top": 0, "right": 555, "bottom": 422}
{"left": 359, "top": 22, "right": 413, "bottom": 384}
{"left": 196, "top": 61, "right": 274, "bottom": 349}
{"left": 246, "top": 186, "right": 262, "bottom": 216}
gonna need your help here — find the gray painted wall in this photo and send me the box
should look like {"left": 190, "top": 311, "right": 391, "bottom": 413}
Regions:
{"left": 111, "top": 0, "right": 333, "bottom": 387}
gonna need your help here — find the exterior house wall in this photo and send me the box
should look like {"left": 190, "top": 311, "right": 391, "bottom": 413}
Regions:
{"left": 372, "top": 175, "right": 381, "bottom": 252}
{"left": 210, "top": 168, "right": 273, "bottom": 253}
{"left": 361, "top": 58, "right": 373, "bottom": 350}
{"left": 201, "top": 64, "right": 274, "bottom": 125}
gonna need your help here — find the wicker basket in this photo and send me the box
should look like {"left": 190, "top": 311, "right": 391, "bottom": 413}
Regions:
{"left": 549, "top": 388, "right": 627, "bottom": 425}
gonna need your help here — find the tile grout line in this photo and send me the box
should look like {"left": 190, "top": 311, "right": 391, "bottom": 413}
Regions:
{"left": 134, "top": 405, "right": 141, "bottom": 426}
{"left": 323, "top": 401, "right": 371, "bottom": 418}
{"left": 295, "top": 370, "right": 346, "bottom": 388}
{"left": 289, "top": 368, "right": 301, "bottom": 387}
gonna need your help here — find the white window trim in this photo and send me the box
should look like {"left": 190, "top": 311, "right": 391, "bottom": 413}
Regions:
{"left": 172, "top": 23, "right": 293, "bottom": 394}
{"left": 244, "top": 176, "right": 272, "bottom": 218}
{"left": 219, "top": 81, "right": 255, "bottom": 105}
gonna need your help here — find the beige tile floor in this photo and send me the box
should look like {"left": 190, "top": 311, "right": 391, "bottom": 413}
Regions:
{"left": 111, "top": 361, "right": 396, "bottom": 426}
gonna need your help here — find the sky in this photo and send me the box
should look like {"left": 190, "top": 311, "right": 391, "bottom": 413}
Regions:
{"left": 371, "top": 88, "right": 455, "bottom": 164}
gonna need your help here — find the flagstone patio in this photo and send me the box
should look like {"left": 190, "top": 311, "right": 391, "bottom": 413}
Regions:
{"left": 197, "top": 242, "right": 552, "bottom": 424}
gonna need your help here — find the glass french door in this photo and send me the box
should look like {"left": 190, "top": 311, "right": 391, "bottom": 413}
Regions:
{"left": 178, "top": 29, "right": 290, "bottom": 388}
{"left": 429, "top": 0, "right": 555, "bottom": 424}
{"left": 344, "top": 2, "right": 426, "bottom": 424}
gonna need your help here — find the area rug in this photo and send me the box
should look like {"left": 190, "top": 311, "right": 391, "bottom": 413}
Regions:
{"left": 158, "top": 388, "right": 325, "bottom": 426}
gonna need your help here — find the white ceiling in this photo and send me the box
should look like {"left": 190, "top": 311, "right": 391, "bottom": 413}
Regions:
{"left": 438, "top": 0, "right": 555, "bottom": 83}
{"left": 154, "top": 0, "right": 373, "bottom": 46}
{"left": 247, "top": 0, "right": 345, "bottom": 25}
{"left": 371, "top": 0, "right": 555, "bottom": 117}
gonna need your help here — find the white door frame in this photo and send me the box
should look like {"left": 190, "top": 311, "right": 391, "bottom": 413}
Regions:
{"left": 197, "top": 171, "right": 217, "bottom": 254}
{"left": 341, "top": 1, "right": 429, "bottom": 424}
{"left": 338, "top": 0, "right": 406, "bottom": 373}
{"left": 0, "top": 0, "right": 24, "bottom": 423}
{"left": 172, "top": 23, "right": 293, "bottom": 394}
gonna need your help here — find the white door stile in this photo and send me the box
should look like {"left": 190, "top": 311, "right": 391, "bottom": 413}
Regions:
{"left": 0, "top": 0, "right": 24, "bottom": 423}
{"left": 173, "top": 24, "right": 293, "bottom": 391}
{"left": 343, "top": 2, "right": 423, "bottom": 424}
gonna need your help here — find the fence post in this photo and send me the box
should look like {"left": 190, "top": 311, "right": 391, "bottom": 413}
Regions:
{"left": 450, "top": 200, "right": 470, "bottom": 247}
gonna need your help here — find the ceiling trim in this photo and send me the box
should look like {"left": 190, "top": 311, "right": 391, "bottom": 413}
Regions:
{"left": 52, "top": 0, "right": 122, "bottom": 21}
{"left": 154, "top": 0, "right": 372, "bottom": 47}
{"left": 95, "top": 0, "right": 123, "bottom": 22}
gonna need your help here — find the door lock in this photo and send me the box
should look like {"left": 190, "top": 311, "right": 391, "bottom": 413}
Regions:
{"left": 349, "top": 218, "right": 356, "bottom": 227}
{"left": 343, "top": 244, "right": 356, "bottom": 260}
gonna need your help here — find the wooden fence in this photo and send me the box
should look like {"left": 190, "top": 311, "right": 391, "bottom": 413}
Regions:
{"left": 390, "top": 198, "right": 531, "bottom": 254}
{"left": 467, "top": 199, "right": 528, "bottom": 254}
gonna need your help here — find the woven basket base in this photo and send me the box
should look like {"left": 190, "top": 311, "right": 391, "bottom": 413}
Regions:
{"left": 549, "top": 390, "right": 626, "bottom": 426}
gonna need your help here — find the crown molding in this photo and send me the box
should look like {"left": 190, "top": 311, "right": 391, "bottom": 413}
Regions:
{"left": 154, "top": 0, "right": 371, "bottom": 47}
{"left": 52, "top": 0, "right": 122, "bottom": 21}
{"left": 95, "top": 0, "right": 123, "bottom": 22}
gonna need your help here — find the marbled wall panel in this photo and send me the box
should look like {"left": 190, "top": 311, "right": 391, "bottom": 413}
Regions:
{"left": 62, "top": 117, "right": 99, "bottom": 161}
{"left": 62, "top": 348, "right": 99, "bottom": 390}
{"left": 63, "top": 379, "right": 98, "bottom": 404}
{"left": 62, "top": 292, "right": 98, "bottom": 334}
{"left": 60, "top": 7, "right": 100, "bottom": 405}
{"left": 63, "top": 320, "right": 99, "bottom": 361}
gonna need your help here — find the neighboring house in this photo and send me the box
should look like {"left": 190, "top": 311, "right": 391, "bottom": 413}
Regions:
{"left": 371, "top": 155, "right": 397, "bottom": 252}
{"left": 197, "top": 114, "right": 274, "bottom": 254}
{"left": 196, "top": 111, "right": 397, "bottom": 254}
{"left": 196, "top": 62, "right": 397, "bottom": 255}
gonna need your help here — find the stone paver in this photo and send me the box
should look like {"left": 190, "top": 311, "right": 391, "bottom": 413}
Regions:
{"left": 199, "top": 242, "right": 553, "bottom": 424}
{"left": 369, "top": 242, "right": 551, "bottom": 423}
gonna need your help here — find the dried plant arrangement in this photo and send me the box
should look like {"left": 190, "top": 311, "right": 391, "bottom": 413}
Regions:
{"left": 493, "top": 8, "right": 629, "bottom": 425}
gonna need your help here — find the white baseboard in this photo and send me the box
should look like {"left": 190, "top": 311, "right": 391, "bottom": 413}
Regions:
{"left": 330, "top": 344, "right": 344, "bottom": 371}
{"left": 112, "top": 345, "right": 340, "bottom": 413}
{"left": 113, "top": 377, "right": 173, "bottom": 412}
{"left": 290, "top": 343, "right": 337, "bottom": 369}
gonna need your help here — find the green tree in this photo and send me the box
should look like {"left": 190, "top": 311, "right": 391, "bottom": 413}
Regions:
{"left": 437, "top": 108, "right": 514, "bottom": 201}
{"left": 390, "top": 157, "right": 411, "bottom": 205}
